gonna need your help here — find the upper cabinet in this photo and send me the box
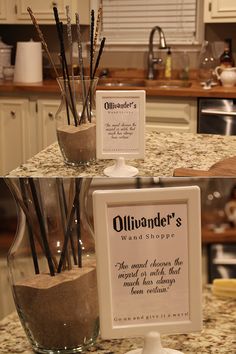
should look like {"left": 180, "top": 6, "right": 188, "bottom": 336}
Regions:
{"left": 0, "top": 2, "right": 7, "bottom": 20}
{"left": 0, "top": 0, "right": 90, "bottom": 24}
{"left": 204, "top": 0, "right": 236, "bottom": 23}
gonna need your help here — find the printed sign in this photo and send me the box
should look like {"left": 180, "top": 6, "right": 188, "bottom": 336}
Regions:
{"left": 96, "top": 90, "right": 145, "bottom": 159}
{"left": 93, "top": 187, "right": 202, "bottom": 338}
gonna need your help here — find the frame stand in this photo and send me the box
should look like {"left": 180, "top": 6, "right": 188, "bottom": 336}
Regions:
{"left": 125, "top": 332, "right": 183, "bottom": 354}
{"left": 104, "top": 157, "right": 139, "bottom": 177}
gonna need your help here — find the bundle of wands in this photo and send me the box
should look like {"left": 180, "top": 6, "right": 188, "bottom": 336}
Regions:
{"left": 27, "top": 5, "right": 105, "bottom": 126}
{"left": 7, "top": 178, "right": 88, "bottom": 276}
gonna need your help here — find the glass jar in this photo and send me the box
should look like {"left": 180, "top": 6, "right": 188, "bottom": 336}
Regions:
{"left": 56, "top": 76, "right": 98, "bottom": 166}
{"left": 198, "top": 41, "right": 217, "bottom": 83}
{"left": 7, "top": 177, "right": 99, "bottom": 354}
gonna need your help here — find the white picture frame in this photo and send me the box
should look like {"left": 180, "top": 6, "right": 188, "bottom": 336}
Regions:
{"left": 96, "top": 90, "right": 146, "bottom": 160}
{"left": 93, "top": 186, "right": 202, "bottom": 339}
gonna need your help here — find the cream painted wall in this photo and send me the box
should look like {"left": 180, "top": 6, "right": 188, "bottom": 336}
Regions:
{"left": 0, "top": 21, "right": 235, "bottom": 71}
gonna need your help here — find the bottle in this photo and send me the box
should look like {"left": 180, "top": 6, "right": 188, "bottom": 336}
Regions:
{"left": 165, "top": 47, "right": 172, "bottom": 79}
{"left": 180, "top": 51, "right": 189, "bottom": 80}
{"left": 220, "top": 39, "right": 234, "bottom": 68}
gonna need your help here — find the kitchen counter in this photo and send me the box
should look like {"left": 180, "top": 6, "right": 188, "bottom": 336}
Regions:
{"left": 202, "top": 227, "right": 236, "bottom": 244}
{"left": 0, "top": 287, "right": 235, "bottom": 354}
{"left": 1, "top": 78, "right": 236, "bottom": 98}
{"left": 8, "top": 131, "right": 236, "bottom": 177}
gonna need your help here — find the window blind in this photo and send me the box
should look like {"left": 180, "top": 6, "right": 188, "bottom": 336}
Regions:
{"left": 101, "top": 0, "right": 197, "bottom": 45}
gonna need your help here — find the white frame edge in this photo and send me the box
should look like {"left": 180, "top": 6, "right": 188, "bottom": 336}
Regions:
{"left": 96, "top": 90, "right": 146, "bottom": 160}
{"left": 93, "top": 186, "right": 202, "bottom": 339}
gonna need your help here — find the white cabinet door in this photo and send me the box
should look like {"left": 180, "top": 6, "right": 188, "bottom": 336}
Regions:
{"left": 204, "top": 0, "right": 236, "bottom": 22}
{"left": 16, "top": 0, "right": 73, "bottom": 21}
{"left": 0, "top": 1, "right": 7, "bottom": 20}
{"left": 0, "top": 1, "right": 16, "bottom": 24}
{"left": 146, "top": 98, "right": 197, "bottom": 133}
{"left": 14, "top": 0, "right": 89, "bottom": 24}
{"left": 37, "top": 99, "right": 60, "bottom": 151}
{"left": 0, "top": 98, "right": 30, "bottom": 175}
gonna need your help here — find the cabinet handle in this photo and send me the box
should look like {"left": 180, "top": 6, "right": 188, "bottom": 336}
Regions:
{"left": 48, "top": 112, "right": 54, "bottom": 119}
{"left": 10, "top": 110, "right": 16, "bottom": 118}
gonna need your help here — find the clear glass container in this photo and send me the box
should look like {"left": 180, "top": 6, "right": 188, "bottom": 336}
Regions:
{"left": 7, "top": 177, "right": 99, "bottom": 354}
{"left": 198, "top": 41, "right": 217, "bottom": 83}
{"left": 56, "top": 76, "right": 99, "bottom": 166}
{"left": 201, "top": 179, "right": 227, "bottom": 231}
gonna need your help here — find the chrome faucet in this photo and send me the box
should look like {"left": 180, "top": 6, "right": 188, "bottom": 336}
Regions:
{"left": 147, "top": 26, "right": 167, "bottom": 79}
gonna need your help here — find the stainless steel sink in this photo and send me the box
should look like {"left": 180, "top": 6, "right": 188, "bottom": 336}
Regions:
{"left": 98, "top": 79, "right": 146, "bottom": 87}
{"left": 146, "top": 80, "right": 192, "bottom": 88}
{"left": 98, "top": 78, "right": 192, "bottom": 88}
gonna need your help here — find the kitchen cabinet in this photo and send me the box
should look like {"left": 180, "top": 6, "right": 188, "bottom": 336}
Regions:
{"left": 0, "top": 98, "right": 32, "bottom": 175}
{"left": 0, "top": 2, "right": 7, "bottom": 20}
{"left": 146, "top": 97, "right": 197, "bottom": 133}
{"left": 37, "top": 99, "right": 59, "bottom": 151}
{"left": 0, "top": 95, "right": 60, "bottom": 175}
{"left": 204, "top": 0, "right": 236, "bottom": 23}
{"left": 0, "top": 0, "right": 90, "bottom": 24}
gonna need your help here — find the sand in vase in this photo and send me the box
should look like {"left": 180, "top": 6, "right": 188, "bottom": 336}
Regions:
{"left": 57, "top": 123, "right": 96, "bottom": 165}
{"left": 14, "top": 266, "right": 99, "bottom": 350}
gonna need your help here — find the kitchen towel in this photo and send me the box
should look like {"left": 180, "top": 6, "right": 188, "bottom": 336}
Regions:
{"left": 14, "top": 41, "right": 42, "bottom": 83}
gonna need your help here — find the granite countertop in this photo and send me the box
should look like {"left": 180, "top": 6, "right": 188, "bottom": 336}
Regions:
{"left": 8, "top": 131, "right": 236, "bottom": 177}
{"left": 0, "top": 287, "right": 235, "bottom": 354}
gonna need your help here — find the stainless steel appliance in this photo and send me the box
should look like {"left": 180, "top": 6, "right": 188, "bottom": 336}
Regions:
{"left": 198, "top": 98, "right": 236, "bottom": 135}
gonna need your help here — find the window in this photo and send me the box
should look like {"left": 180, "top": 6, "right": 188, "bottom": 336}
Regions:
{"left": 99, "top": 0, "right": 202, "bottom": 47}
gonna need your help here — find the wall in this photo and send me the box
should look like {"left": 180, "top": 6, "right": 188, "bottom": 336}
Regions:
{"left": 100, "top": 48, "right": 201, "bottom": 73}
{"left": 101, "top": 22, "right": 236, "bottom": 71}
{"left": 205, "top": 22, "right": 236, "bottom": 57}
{"left": 0, "top": 24, "right": 89, "bottom": 67}
{"left": 205, "top": 23, "right": 236, "bottom": 73}
{"left": 0, "top": 25, "right": 214, "bottom": 73}
{"left": 1, "top": 21, "right": 235, "bottom": 73}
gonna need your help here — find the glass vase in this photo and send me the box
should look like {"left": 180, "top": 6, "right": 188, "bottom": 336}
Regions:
{"left": 56, "top": 76, "right": 99, "bottom": 166}
{"left": 6, "top": 177, "right": 99, "bottom": 354}
{"left": 198, "top": 41, "right": 217, "bottom": 83}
